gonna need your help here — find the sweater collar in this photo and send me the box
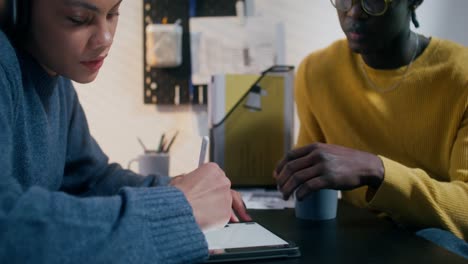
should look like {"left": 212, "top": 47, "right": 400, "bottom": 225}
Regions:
{"left": 357, "top": 38, "right": 440, "bottom": 77}
{"left": 18, "top": 50, "right": 59, "bottom": 98}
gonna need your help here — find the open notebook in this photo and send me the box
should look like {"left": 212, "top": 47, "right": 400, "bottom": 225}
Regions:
{"left": 204, "top": 222, "right": 300, "bottom": 262}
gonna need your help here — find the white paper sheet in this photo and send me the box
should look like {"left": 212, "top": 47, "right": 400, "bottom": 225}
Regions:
{"left": 204, "top": 222, "right": 288, "bottom": 250}
{"left": 190, "top": 16, "right": 284, "bottom": 85}
{"left": 237, "top": 189, "right": 295, "bottom": 210}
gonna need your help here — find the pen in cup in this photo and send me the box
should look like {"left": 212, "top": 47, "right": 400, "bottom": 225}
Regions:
{"left": 157, "top": 133, "right": 166, "bottom": 152}
{"left": 198, "top": 136, "right": 209, "bottom": 167}
{"left": 164, "top": 131, "right": 179, "bottom": 153}
{"left": 137, "top": 137, "right": 148, "bottom": 152}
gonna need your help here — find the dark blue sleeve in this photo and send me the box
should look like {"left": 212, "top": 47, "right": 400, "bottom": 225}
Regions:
{"left": 0, "top": 31, "right": 207, "bottom": 264}
{"left": 0, "top": 92, "right": 207, "bottom": 264}
{"left": 60, "top": 80, "right": 171, "bottom": 196}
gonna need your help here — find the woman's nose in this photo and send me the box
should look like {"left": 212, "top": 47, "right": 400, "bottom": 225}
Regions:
{"left": 90, "top": 22, "right": 114, "bottom": 49}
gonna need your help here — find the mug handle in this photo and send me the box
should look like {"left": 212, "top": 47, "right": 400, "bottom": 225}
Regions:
{"left": 128, "top": 158, "right": 138, "bottom": 170}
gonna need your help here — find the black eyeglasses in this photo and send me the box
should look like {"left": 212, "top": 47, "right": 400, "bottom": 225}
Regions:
{"left": 330, "top": 0, "right": 393, "bottom": 16}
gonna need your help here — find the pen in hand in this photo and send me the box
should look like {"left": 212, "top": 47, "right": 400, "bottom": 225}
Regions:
{"left": 198, "top": 136, "right": 209, "bottom": 167}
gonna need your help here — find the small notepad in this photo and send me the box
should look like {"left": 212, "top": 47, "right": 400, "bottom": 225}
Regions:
{"left": 204, "top": 222, "right": 300, "bottom": 262}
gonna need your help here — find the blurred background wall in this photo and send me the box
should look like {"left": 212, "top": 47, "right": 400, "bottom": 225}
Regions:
{"left": 75, "top": 0, "right": 468, "bottom": 176}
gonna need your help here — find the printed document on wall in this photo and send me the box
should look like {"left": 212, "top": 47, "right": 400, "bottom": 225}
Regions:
{"left": 190, "top": 16, "right": 285, "bottom": 85}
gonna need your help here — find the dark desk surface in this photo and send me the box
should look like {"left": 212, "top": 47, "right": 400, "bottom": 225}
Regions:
{"left": 236, "top": 201, "right": 467, "bottom": 264}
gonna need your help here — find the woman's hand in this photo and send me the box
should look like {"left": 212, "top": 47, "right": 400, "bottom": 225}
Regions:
{"left": 229, "top": 190, "right": 252, "bottom": 222}
{"left": 171, "top": 163, "right": 251, "bottom": 231}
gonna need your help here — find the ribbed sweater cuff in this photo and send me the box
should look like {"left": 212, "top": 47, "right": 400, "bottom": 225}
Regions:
{"left": 367, "top": 156, "right": 413, "bottom": 215}
{"left": 140, "top": 174, "right": 171, "bottom": 187}
{"left": 122, "top": 186, "right": 208, "bottom": 263}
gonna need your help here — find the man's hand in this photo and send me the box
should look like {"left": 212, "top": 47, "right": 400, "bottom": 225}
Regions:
{"left": 274, "top": 143, "right": 384, "bottom": 200}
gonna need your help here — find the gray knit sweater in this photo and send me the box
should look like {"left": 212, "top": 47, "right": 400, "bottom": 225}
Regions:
{"left": 0, "top": 30, "right": 208, "bottom": 264}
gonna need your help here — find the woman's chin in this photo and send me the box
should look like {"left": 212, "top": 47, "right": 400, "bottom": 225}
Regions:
{"left": 71, "top": 73, "right": 99, "bottom": 84}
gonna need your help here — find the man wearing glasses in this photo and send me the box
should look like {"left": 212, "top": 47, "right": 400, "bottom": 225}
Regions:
{"left": 275, "top": 0, "right": 468, "bottom": 258}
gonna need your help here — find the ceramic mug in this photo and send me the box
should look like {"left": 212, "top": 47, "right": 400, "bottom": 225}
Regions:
{"left": 295, "top": 189, "right": 338, "bottom": 220}
{"left": 128, "top": 152, "right": 170, "bottom": 176}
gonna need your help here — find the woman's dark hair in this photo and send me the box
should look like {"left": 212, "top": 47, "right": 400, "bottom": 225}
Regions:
{"left": 2, "top": 0, "right": 30, "bottom": 43}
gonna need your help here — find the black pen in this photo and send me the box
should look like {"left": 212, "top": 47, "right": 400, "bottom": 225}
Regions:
{"left": 137, "top": 137, "right": 148, "bottom": 152}
{"left": 164, "top": 131, "right": 179, "bottom": 152}
{"left": 157, "top": 133, "right": 166, "bottom": 152}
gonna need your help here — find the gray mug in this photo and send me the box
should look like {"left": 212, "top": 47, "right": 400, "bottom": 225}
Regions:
{"left": 128, "top": 152, "right": 170, "bottom": 176}
{"left": 295, "top": 189, "right": 338, "bottom": 220}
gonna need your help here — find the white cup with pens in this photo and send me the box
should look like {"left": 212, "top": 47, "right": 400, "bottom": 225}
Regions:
{"left": 128, "top": 132, "right": 178, "bottom": 176}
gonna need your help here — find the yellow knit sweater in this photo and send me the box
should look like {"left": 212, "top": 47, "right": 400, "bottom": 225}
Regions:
{"left": 295, "top": 38, "right": 468, "bottom": 239}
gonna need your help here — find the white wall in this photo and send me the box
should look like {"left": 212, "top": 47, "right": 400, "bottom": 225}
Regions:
{"left": 416, "top": 0, "right": 468, "bottom": 46}
{"left": 75, "top": 0, "right": 467, "bottom": 176}
{"left": 254, "top": 0, "right": 468, "bottom": 66}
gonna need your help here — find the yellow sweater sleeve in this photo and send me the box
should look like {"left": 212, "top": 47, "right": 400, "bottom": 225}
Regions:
{"left": 296, "top": 38, "right": 468, "bottom": 239}
{"left": 369, "top": 111, "right": 468, "bottom": 239}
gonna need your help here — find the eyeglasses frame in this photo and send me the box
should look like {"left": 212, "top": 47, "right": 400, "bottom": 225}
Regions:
{"left": 330, "top": 0, "right": 393, "bottom": 16}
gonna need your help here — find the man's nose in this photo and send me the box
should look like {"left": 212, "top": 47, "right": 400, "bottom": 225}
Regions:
{"left": 347, "top": 0, "right": 367, "bottom": 18}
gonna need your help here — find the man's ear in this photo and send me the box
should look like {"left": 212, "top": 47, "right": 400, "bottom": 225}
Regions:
{"left": 410, "top": 0, "right": 424, "bottom": 9}
{"left": 409, "top": 0, "right": 423, "bottom": 28}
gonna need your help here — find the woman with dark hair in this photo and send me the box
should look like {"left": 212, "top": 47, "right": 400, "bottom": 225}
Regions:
{"left": 275, "top": 0, "right": 468, "bottom": 258}
{"left": 0, "top": 0, "right": 250, "bottom": 263}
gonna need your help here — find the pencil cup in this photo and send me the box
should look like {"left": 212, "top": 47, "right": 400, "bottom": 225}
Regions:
{"left": 295, "top": 189, "right": 338, "bottom": 221}
{"left": 128, "top": 152, "right": 170, "bottom": 176}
